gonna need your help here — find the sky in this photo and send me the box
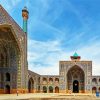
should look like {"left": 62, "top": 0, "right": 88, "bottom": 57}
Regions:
{"left": 0, "top": 0, "right": 100, "bottom": 75}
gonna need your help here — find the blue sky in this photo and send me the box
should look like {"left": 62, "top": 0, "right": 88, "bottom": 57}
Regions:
{"left": 0, "top": 0, "right": 100, "bottom": 75}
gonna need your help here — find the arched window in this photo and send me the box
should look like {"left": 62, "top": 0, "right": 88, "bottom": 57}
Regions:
{"left": 92, "top": 87, "right": 97, "bottom": 93}
{"left": 43, "top": 77, "right": 47, "bottom": 84}
{"left": 6, "top": 73, "right": 10, "bottom": 81}
{"left": 49, "top": 78, "right": 53, "bottom": 82}
{"left": 49, "top": 78, "right": 53, "bottom": 84}
{"left": 55, "top": 86, "right": 59, "bottom": 93}
{"left": 55, "top": 78, "right": 59, "bottom": 82}
{"left": 49, "top": 86, "right": 53, "bottom": 93}
{"left": 43, "top": 77, "right": 47, "bottom": 81}
{"left": 92, "top": 78, "right": 97, "bottom": 84}
{"left": 43, "top": 86, "right": 47, "bottom": 93}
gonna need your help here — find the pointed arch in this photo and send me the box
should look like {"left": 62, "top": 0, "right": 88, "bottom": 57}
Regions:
{"left": 49, "top": 86, "right": 53, "bottom": 93}
{"left": 43, "top": 86, "right": 47, "bottom": 93}
{"left": 92, "top": 87, "right": 97, "bottom": 93}
{"left": 6, "top": 73, "right": 10, "bottom": 81}
{"left": 55, "top": 86, "right": 59, "bottom": 93}
{"left": 67, "top": 65, "right": 84, "bottom": 93}
{"left": 5, "top": 85, "right": 10, "bottom": 94}
{"left": 28, "top": 77, "right": 34, "bottom": 93}
{"left": 92, "top": 78, "right": 97, "bottom": 84}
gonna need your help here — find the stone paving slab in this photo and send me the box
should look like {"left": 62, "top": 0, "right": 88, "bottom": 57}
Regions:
{"left": 0, "top": 93, "right": 100, "bottom": 100}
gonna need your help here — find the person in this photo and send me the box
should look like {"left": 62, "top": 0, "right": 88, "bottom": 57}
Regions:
{"left": 69, "top": 90, "right": 72, "bottom": 94}
{"left": 17, "top": 90, "right": 19, "bottom": 96}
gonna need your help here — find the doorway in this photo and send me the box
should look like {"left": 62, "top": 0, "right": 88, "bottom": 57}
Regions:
{"left": 73, "top": 80, "right": 79, "bottom": 93}
{"left": 67, "top": 65, "right": 84, "bottom": 93}
{"left": 5, "top": 85, "right": 10, "bottom": 94}
{"left": 43, "top": 86, "right": 47, "bottom": 93}
{"left": 55, "top": 86, "right": 59, "bottom": 93}
{"left": 28, "top": 78, "right": 34, "bottom": 93}
{"left": 49, "top": 86, "right": 53, "bottom": 93}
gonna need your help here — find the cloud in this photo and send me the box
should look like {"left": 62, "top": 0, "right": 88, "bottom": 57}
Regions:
{"left": 0, "top": 0, "right": 21, "bottom": 12}
{"left": 11, "top": 0, "right": 21, "bottom": 6}
{"left": 1, "top": 0, "right": 100, "bottom": 76}
{"left": 28, "top": 39, "right": 67, "bottom": 75}
{"left": 28, "top": 39, "right": 62, "bottom": 63}
{"left": 77, "top": 41, "right": 100, "bottom": 75}
{"left": 28, "top": 38, "right": 100, "bottom": 75}
{"left": 29, "top": 62, "right": 59, "bottom": 75}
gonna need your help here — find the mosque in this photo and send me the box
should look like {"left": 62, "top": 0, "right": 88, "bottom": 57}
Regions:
{"left": 0, "top": 5, "right": 100, "bottom": 94}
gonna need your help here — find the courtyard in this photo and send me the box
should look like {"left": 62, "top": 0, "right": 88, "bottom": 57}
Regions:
{"left": 0, "top": 93, "right": 100, "bottom": 100}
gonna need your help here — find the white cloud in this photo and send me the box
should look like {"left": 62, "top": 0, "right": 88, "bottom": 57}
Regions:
{"left": 28, "top": 39, "right": 62, "bottom": 64}
{"left": 28, "top": 39, "right": 100, "bottom": 75}
{"left": 0, "top": 0, "right": 21, "bottom": 12}
{"left": 29, "top": 62, "right": 59, "bottom": 75}
{"left": 10, "top": 0, "right": 21, "bottom": 7}
{"left": 77, "top": 42, "right": 100, "bottom": 75}
{"left": 28, "top": 39, "right": 65, "bottom": 75}
{"left": 1, "top": 0, "right": 100, "bottom": 76}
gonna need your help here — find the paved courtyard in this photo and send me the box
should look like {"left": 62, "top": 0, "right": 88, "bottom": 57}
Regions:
{"left": 0, "top": 93, "right": 100, "bottom": 100}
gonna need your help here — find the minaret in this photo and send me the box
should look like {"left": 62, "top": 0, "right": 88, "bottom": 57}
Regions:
{"left": 22, "top": 7, "right": 29, "bottom": 92}
{"left": 22, "top": 6, "right": 29, "bottom": 33}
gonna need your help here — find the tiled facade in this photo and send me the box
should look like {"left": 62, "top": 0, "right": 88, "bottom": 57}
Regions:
{"left": 0, "top": 5, "right": 100, "bottom": 94}
{"left": 0, "top": 5, "right": 28, "bottom": 94}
